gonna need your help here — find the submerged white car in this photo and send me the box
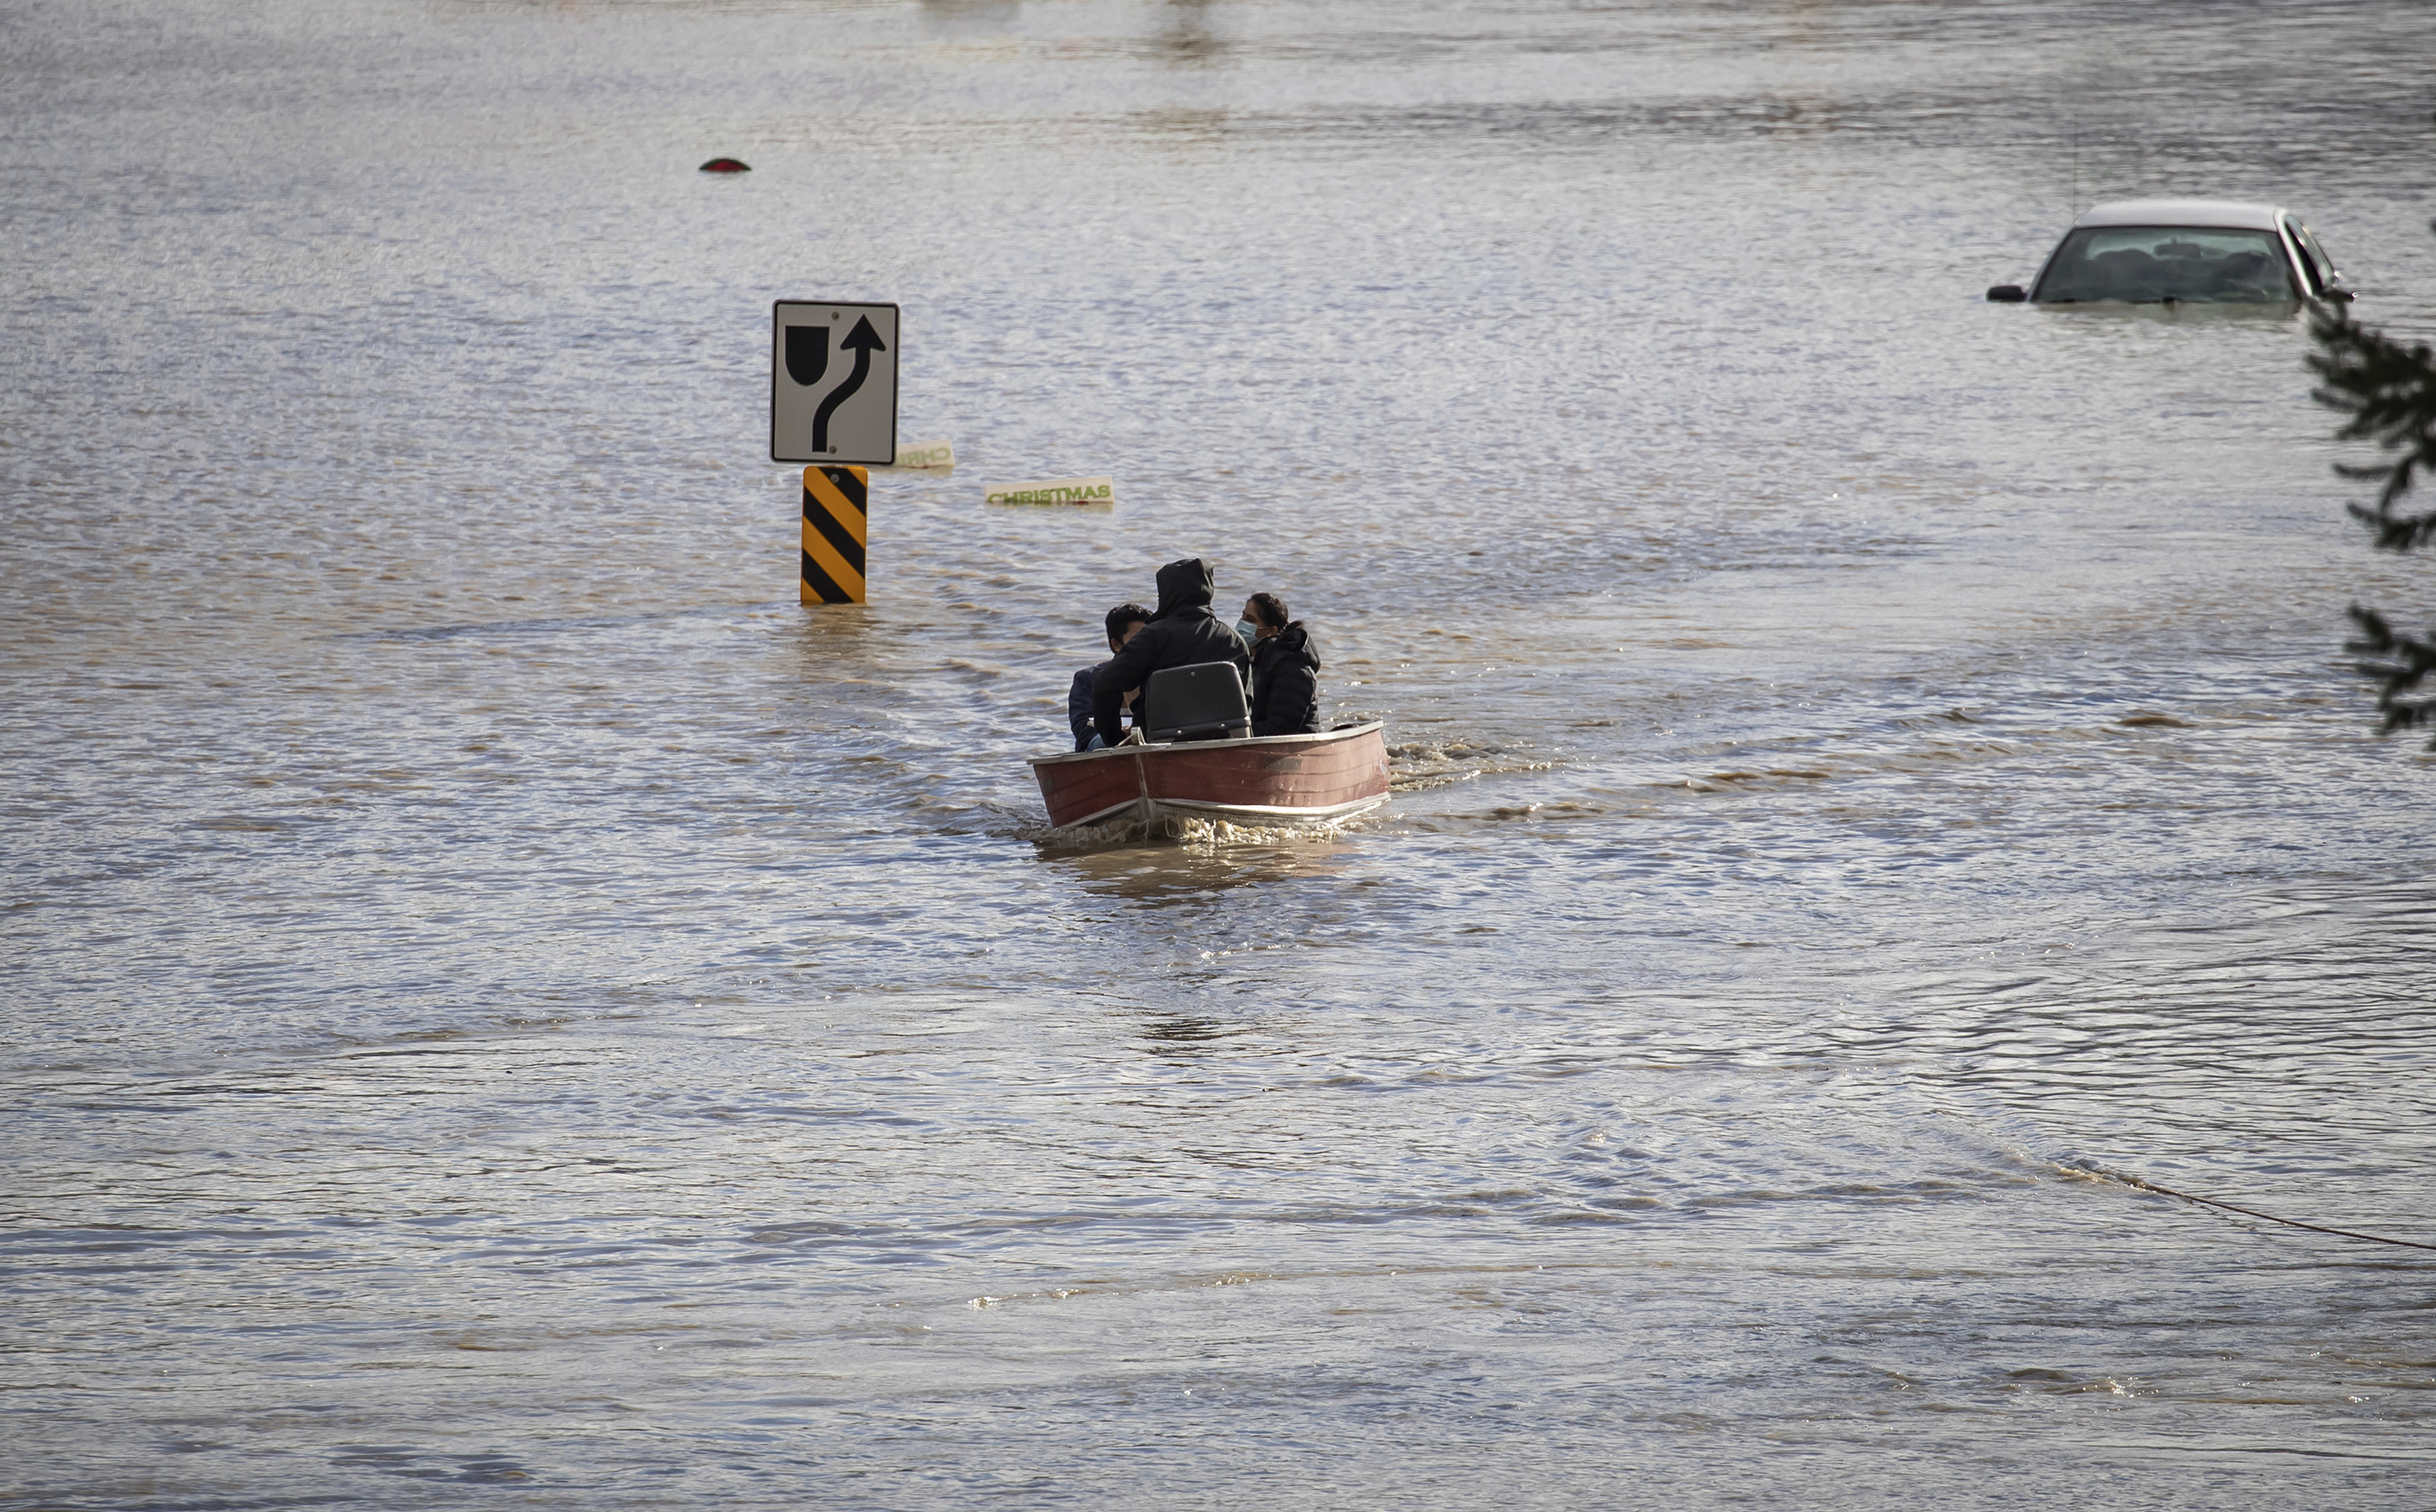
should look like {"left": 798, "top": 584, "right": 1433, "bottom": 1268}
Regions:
{"left": 1987, "top": 199, "right": 2351, "bottom": 306}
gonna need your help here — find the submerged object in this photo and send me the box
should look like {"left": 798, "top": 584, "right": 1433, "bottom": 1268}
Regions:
{"left": 699, "top": 157, "right": 751, "bottom": 173}
{"left": 985, "top": 474, "right": 1112, "bottom": 507}
{"left": 1028, "top": 722, "right": 1391, "bottom": 830}
{"left": 888, "top": 439, "right": 956, "bottom": 470}
{"left": 1987, "top": 199, "right": 2349, "bottom": 306}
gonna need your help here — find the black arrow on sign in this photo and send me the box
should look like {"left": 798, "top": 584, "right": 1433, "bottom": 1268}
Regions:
{"left": 812, "top": 315, "right": 887, "bottom": 453}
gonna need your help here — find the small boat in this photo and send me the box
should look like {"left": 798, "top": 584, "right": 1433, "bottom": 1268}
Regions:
{"left": 1028, "top": 723, "right": 1391, "bottom": 831}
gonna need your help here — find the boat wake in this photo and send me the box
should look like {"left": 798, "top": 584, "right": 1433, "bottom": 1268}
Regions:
{"left": 1026, "top": 809, "right": 1380, "bottom": 855}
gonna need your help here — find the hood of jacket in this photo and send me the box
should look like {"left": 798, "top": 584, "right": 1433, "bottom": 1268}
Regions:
{"left": 1259, "top": 622, "right": 1320, "bottom": 670}
{"left": 1152, "top": 557, "right": 1215, "bottom": 619}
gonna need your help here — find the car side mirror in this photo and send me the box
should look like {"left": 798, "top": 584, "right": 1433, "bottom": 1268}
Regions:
{"left": 2320, "top": 288, "right": 2356, "bottom": 305}
{"left": 1985, "top": 284, "right": 2028, "bottom": 303}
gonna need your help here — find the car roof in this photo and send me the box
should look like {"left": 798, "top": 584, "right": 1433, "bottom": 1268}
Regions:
{"left": 2072, "top": 199, "right": 2284, "bottom": 231}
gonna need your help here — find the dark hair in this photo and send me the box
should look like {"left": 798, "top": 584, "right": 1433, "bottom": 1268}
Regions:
{"left": 1105, "top": 602, "right": 1151, "bottom": 643}
{"left": 1246, "top": 592, "right": 1289, "bottom": 630}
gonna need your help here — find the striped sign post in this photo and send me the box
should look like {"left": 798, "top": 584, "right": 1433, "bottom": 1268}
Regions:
{"left": 801, "top": 464, "right": 868, "bottom": 604}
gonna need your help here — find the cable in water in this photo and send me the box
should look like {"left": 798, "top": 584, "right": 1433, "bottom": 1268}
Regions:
{"left": 2060, "top": 1163, "right": 2436, "bottom": 1253}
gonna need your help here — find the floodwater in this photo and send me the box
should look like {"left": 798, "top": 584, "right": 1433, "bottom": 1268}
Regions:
{"left": 6, "top": 0, "right": 2436, "bottom": 1505}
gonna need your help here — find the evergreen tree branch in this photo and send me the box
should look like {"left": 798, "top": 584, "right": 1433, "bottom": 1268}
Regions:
{"left": 2309, "top": 300, "right": 2436, "bottom": 552}
{"left": 2310, "top": 234, "right": 2436, "bottom": 746}
{"left": 2345, "top": 605, "right": 2436, "bottom": 744}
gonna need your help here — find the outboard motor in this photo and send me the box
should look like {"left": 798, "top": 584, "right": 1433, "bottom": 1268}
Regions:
{"left": 1142, "top": 662, "right": 1250, "bottom": 742}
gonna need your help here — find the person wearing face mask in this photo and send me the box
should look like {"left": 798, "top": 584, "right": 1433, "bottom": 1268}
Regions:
{"left": 1239, "top": 591, "right": 1323, "bottom": 737}
{"left": 1069, "top": 603, "right": 1151, "bottom": 751}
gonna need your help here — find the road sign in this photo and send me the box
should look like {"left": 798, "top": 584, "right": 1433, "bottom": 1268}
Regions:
{"left": 801, "top": 466, "right": 867, "bottom": 603}
{"left": 772, "top": 301, "right": 898, "bottom": 466}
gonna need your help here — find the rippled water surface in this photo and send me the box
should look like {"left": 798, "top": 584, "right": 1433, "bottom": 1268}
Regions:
{"left": 7, "top": 0, "right": 2436, "bottom": 1505}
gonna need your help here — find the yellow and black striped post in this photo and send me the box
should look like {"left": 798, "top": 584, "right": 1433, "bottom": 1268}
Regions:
{"left": 801, "top": 464, "right": 867, "bottom": 604}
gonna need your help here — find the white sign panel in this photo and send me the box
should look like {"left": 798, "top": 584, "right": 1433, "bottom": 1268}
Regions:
{"left": 771, "top": 300, "right": 898, "bottom": 466}
{"left": 888, "top": 439, "right": 955, "bottom": 470}
{"left": 983, "top": 475, "right": 1114, "bottom": 507}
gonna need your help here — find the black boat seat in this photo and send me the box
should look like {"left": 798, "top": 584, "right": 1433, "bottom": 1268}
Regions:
{"left": 1143, "top": 661, "right": 1250, "bottom": 742}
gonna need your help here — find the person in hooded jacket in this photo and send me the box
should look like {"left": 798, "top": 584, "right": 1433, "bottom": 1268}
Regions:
{"left": 1092, "top": 557, "right": 1251, "bottom": 748}
{"left": 1238, "top": 591, "right": 1323, "bottom": 737}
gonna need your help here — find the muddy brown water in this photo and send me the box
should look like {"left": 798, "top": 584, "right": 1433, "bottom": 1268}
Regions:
{"left": 5, "top": 0, "right": 2435, "bottom": 1505}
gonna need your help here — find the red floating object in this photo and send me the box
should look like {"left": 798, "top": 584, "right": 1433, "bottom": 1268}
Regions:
{"left": 699, "top": 157, "right": 750, "bottom": 174}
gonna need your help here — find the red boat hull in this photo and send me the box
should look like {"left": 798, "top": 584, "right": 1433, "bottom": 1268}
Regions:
{"left": 1027, "top": 723, "right": 1390, "bottom": 830}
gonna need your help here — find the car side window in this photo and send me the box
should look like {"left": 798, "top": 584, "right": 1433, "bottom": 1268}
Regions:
{"left": 2282, "top": 218, "right": 2324, "bottom": 293}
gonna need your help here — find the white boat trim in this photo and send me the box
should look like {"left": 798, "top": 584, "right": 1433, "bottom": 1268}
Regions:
{"left": 1055, "top": 794, "right": 1149, "bottom": 828}
{"left": 1151, "top": 795, "right": 1390, "bottom": 822}
{"left": 1025, "top": 721, "right": 1384, "bottom": 769}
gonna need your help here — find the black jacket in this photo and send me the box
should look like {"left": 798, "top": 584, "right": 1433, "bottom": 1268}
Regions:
{"left": 1250, "top": 623, "right": 1322, "bottom": 737}
{"left": 1093, "top": 558, "right": 1251, "bottom": 746}
{"left": 1069, "top": 663, "right": 1106, "bottom": 751}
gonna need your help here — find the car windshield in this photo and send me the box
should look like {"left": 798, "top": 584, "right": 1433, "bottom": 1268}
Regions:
{"left": 2034, "top": 226, "right": 2297, "bottom": 304}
